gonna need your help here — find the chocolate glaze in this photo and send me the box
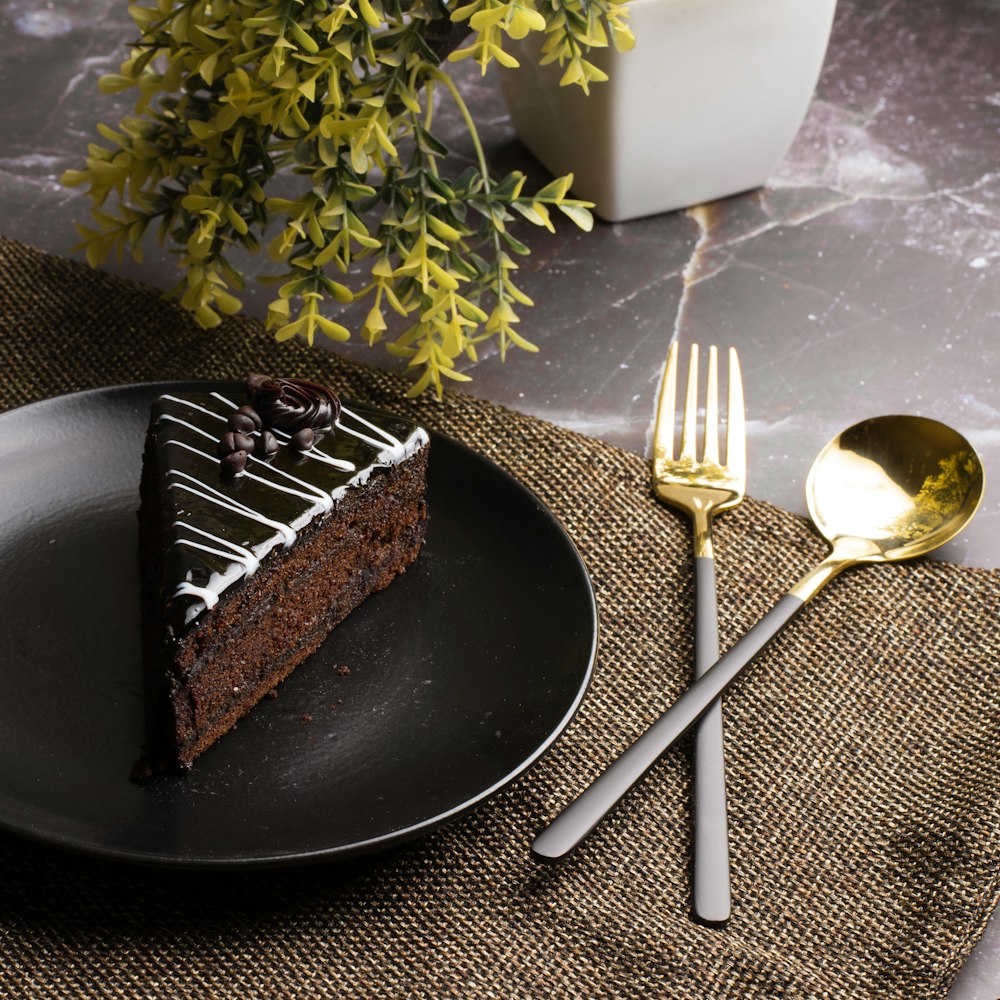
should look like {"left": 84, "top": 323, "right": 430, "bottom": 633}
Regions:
{"left": 150, "top": 389, "right": 428, "bottom": 636}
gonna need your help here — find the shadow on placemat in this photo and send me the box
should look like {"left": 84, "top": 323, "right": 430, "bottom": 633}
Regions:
{"left": 2, "top": 236, "right": 1000, "bottom": 999}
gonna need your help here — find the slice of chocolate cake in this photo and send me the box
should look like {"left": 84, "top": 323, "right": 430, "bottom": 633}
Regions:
{"left": 135, "top": 376, "right": 429, "bottom": 774}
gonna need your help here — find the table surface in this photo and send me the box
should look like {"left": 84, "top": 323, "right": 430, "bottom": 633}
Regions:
{"left": 1, "top": 0, "right": 998, "bottom": 994}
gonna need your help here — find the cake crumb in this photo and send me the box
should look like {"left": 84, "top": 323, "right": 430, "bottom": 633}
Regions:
{"left": 300, "top": 713, "right": 313, "bottom": 724}
{"left": 129, "top": 758, "right": 154, "bottom": 782}
{"left": 336, "top": 664, "right": 351, "bottom": 676}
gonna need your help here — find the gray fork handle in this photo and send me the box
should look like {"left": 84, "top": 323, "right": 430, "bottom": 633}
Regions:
{"left": 532, "top": 593, "right": 806, "bottom": 863}
{"left": 692, "top": 555, "right": 731, "bottom": 924}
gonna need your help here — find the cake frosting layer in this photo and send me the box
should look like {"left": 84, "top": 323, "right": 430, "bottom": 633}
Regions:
{"left": 150, "top": 388, "right": 429, "bottom": 633}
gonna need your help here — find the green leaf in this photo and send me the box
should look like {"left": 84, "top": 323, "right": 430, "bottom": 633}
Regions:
{"left": 557, "top": 202, "right": 594, "bottom": 231}
{"left": 499, "top": 230, "right": 530, "bottom": 254}
{"left": 534, "top": 174, "right": 572, "bottom": 201}
{"left": 511, "top": 200, "right": 553, "bottom": 231}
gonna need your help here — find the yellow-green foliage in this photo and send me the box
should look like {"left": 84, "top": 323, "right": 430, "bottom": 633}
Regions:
{"left": 63, "top": 0, "right": 633, "bottom": 396}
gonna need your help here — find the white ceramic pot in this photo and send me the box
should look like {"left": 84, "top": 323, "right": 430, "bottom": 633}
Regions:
{"left": 498, "top": 0, "right": 837, "bottom": 221}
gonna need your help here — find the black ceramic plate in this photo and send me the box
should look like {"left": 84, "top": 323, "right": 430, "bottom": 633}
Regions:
{"left": 0, "top": 382, "right": 596, "bottom": 867}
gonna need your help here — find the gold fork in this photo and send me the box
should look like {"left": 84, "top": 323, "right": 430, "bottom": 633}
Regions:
{"left": 652, "top": 341, "right": 746, "bottom": 924}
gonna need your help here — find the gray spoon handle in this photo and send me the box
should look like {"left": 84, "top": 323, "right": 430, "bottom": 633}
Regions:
{"left": 692, "top": 556, "right": 730, "bottom": 924}
{"left": 531, "top": 593, "right": 806, "bottom": 863}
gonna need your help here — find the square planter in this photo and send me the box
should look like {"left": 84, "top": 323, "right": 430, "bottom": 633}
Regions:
{"left": 499, "top": 0, "right": 837, "bottom": 221}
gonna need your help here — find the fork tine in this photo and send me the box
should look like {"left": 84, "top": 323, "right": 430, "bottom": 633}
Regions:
{"left": 653, "top": 341, "right": 679, "bottom": 463}
{"left": 726, "top": 347, "right": 746, "bottom": 479}
{"left": 679, "top": 343, "right": 699, "bottom": 462}
{"left": 703, "top": 346, "right": 720, "bottom": 465}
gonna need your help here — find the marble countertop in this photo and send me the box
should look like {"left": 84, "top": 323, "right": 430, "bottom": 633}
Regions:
{"left": 1, "top": 0, "right": 998, "bottom": 994}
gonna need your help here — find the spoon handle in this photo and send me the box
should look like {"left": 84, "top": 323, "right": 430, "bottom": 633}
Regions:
{"left": 531, "top": 593, "right": 806, "bottom": 863}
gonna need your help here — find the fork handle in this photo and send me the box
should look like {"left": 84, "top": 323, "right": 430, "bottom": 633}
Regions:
{"left": 531, "top": 593, "right": 806, "bottom": 863}
{"left": 692, "top": 555, "right": 731, "bottom": 924}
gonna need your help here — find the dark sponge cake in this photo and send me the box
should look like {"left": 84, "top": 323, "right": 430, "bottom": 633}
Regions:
{"left": 135, "top": 376, "right": 429, "bottom": 774}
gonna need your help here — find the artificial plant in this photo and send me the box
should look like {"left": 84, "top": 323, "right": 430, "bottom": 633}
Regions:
{"left": 63, "top": 0, "right": 634, "bottom": 396}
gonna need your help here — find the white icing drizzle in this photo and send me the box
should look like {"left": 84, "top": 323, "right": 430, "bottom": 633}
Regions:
{"left": 337, "top": 406, "right": 430, "bottom": 466}
{"left": 160, "top": 412, "right": 218, "bottom": 442}
{"left": 173, "top": 522, "right": 260, "bottom": 576}
{"left": 168, "top": 471, "right": 297, "bottom": 546}
{"left": 244, "top": 451, "right": 340, "bottom": 502}
{"left": 277, "top": 430, "right": 356, "bottom": 471}
{"left": 340, "top": 404, "right": 403, "bottom": 446}
{"left": 335, "top": 406, "right": 401, "bottom": 455}
{"left": 165, "top": 437, "right": 332, "bottom": 509}
{"left": 238, "top": 462, "right": 332, "bottom": 508}
{"left": 209, "top": 390, "right": 240, "bottom": 409}
{"left": 172, "top": 531, "right": 261, "bottom": 626}
{"left": 173, "top": 582, "right": 220, "bottom": 611}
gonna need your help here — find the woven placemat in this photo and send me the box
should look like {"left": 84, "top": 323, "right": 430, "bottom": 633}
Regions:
{"left": 1, "top": 235, "right": 999, "bottom": 999}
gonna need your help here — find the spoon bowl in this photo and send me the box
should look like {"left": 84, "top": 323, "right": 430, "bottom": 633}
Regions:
{"left": 532, "top": 414, "right": 985, "bottom": 863}
{"left": 806, "top": 415, "right": 984, "bottom": 562}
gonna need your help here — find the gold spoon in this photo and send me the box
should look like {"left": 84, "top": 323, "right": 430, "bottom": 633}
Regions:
{"left": 533, "top": 415, "right": 984, "bottom": 862}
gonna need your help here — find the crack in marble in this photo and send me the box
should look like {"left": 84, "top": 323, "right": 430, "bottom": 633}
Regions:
{"left": 671, "top": 204, "right": 713, "bottom": 330}
{"left": 636, "top": 205, "right": 714, "bottom": 458}
{"left": 608, "top": 267, "right": 683, "bottom": 310}
{"left": 584, "top": 326, "right": 669, "bottom": 400}
{"left": 682, "top": 195, "right": 860, "bottom": 285}
{"left": 945, "top": 189, "right": 1000, "bottom": 223}
{"left": 0, "top": 168, "right": 67, "bottom": 194}
{"left": 839, "top": 172, "right": 1000, "bottom": 207}
{"left": 758, "top": 265, "right": 985, "bottom": 360}
{"left": 809, "top": 237, "right": 880, "bottom": 328}
{"left": 854, "top": 0, "right": 903, "bottom": 30}
{"left": 59, "top": 49, "right": 123, "bottom": 106}
{"left": 0, "top": 153, "right": 66, "bottom": 172}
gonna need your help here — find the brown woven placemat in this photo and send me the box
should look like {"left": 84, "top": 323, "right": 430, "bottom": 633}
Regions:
{"left": 1, "top": 235, "right": 999, "bottom": 999}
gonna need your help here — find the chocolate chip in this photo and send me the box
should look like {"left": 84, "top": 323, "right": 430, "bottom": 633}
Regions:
{"left": 221, "top": 449, "right": 248, "bottom": 476}
{"left": 261, "top": 430, "right": 279, "bottom": 457}
{"left": 236, "top": 404, "right": 262, "bottom": 430}
{"left": 228, "top": 412, "right": 256, "bottom": 434}
{"left": 219, "top": 431, "right": 255, "bottom": 456}
{"left": 291, "top": 427, "right": 315, "bottom": 450}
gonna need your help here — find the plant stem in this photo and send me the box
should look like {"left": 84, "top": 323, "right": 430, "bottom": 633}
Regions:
{"left": 426, "top": 65, "right": 510, "bottom": 348}
{"left": 426, "top": 66, "right": 491, "bottom": 195}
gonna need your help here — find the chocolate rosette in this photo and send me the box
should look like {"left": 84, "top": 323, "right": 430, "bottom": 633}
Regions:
{"left": 246, "top": 375, "right": 341, "bottom": 434}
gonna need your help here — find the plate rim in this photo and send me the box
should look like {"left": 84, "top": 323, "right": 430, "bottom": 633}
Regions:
{"left": 0, "top": 380, "right": 599, "bottom": 868}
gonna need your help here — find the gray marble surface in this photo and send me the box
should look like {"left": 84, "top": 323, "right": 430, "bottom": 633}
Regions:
{"left": 1, "top": 0, "right": 999, "bottom": 994}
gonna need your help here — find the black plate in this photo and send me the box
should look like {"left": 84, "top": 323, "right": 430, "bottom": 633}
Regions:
{"left": 0, "top": 382, "right": 597, "bottom": 867}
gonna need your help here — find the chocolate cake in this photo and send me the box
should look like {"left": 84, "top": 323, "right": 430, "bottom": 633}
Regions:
{"left": 135, "top": 376, "right": 429, "bottom": 774}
